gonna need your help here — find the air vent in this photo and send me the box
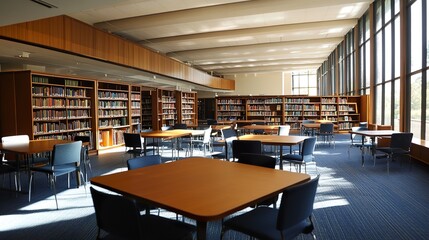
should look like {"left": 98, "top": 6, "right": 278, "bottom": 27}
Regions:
{"left": 30, "top": 0, "right": 58, "bottom": 8}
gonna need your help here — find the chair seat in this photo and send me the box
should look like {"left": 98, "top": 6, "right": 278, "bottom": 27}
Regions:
{"left": 223, "top": 207, "right": 311, "bottom": 240}
{"left": 30, "top": 164, "right": 79, "bottom": 177}
{"left": 281, "top": 154, "right": 303, "bottom": 162}
{"left": 376, "top": 147, "right": 409, "bottom": 155}
{"left": 140, "top": 215, "right": 196, "bottom": 240}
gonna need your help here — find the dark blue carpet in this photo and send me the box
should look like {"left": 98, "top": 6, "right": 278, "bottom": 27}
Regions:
{"left": 0, "top": 134, "right": 428, "bottom": 239}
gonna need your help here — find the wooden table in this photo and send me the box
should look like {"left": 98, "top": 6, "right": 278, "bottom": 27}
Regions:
{"left": 0, "top": 139, "right": 70, "bottom": 191}
{"left": 349, "top": 130, "right": 399, "bottom": 166}
{"left": 241, "top": 125, "right": 279, "bottom": 134}
{"left": 238, "top": 134, "right": 308, "bottom": 169}
{"left": 140, "top": 129, "right": 197, "bottom": 159}
{"left": 90, "top": 157, "right": 310, "bottom": 240}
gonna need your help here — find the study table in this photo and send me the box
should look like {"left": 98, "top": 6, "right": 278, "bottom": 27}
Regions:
{"left": 241, "top": 124, "right": 279, "bottom": 134}
{"left": 0, "top": 139, "right": 70, "bottom": 191}
{"left": 348, "top": 130, "right": 399, "bottom": 166}
{"left": 237, "top": 134, "right": 308, "bottom": 169}
{"left": 90, "top": 157, "right": 310, "bottom": 240}
{"left": 140, "top": 129, "right": 203, "bottom": 159}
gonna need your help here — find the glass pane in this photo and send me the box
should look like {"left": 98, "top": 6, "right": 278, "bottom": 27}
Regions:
{"left": 365, "top": 42, "right": 371, "bottom": 88}
{"left": 410, "top": 0, "right": 422, "bottom": 73}
{"left": 427, "top": 0, "right": 429, "bottom": 67}
{"left": 426, "top": 72, "right": 429, "bottom": 140}
{"left": 384, "top": 81, "right": 392, "bottom": 125}
{"left": 376, "top": 85, "right": 383, "bottom": 124}
{"left": 385, "top": 23, "right": 392, "bottom": 81}
{"left": 394, "top": 0, "right": 399, "bottom": 15}
{"left": 394, "top": 16, "right": 401, "bottom": 78}
{"left": 365, "top": 14, "right": 370, "bottom": 41}
{"left": 375, "top": 0, "right": 383, "bottom": 31}
{"left": 394, "top": 79, "right": 400, "bottom": 131}
{"left": 360, "top": 47, "right": 365, "bottom": 90}
{"left": 410, "top": 73, "right": 422, "bottom": 139}
{"left": 376, "top": 32, "right": 383, "bottom": 84}
{"left": 385, "top": 0, "right": 392, "bottom": 23}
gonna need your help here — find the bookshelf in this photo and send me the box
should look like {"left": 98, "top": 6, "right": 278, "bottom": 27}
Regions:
{"left": 284, "top": 97, "right": 304, "bottom": 129}
{"left": 320, "top": 97, "right": 338, "bottom": 122}
{"left": 178, "top": 92, "right": 197, "bottom": 127}
{"left": 130, "top": 86, "right": 141, "bottom": 133}
{"left": 337, "top": 96, "right": 361, "bottom": 130}
{"left": 141, "top": 89, "right": 154, "bottom": 130}
{"left": 0, "top": 71, "right": 96, "bottom": 149}
{"left": 246, "top": 97, "right": 283, "bottom": 125}
{"left": 215, "top": 97, "right": 246, "bottom": 121}
{"left": 97, "top": 82, "right": 129, "bottom": 148}
{"left": 157, "top": 89, "right": 177, "bottom": 128}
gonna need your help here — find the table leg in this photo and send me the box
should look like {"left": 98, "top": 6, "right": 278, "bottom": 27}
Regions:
{"left": 279, "top": 146, "right": 283, "bottom": 170}
{"left": 196, "top": 220, "right": 207, "bottom": 240}
{"left": 361, "top": 135, "right": 365, "bottom": 167}
{"left": 143, "top": 137, "right": 147, "bottom": 156}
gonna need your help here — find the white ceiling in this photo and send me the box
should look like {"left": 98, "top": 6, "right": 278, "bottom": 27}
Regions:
{"left": 0, "top": 0, "right": 372, "bottom": 90}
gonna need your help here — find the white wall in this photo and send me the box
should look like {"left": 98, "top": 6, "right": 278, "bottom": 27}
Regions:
{"left": 197, "top": 72, "right": 292, "bottom": 98}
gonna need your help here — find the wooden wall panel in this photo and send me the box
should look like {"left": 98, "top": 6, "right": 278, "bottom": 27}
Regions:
{"left": 64, "top": 17, "right": 94, "bottom": 56}
{"left": 0, "top": 15, "right": 235, "bottom": 91}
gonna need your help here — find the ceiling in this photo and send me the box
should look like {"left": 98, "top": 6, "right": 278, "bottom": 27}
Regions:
{"left": 0, "top": 0, "right": 372, "bottom": 91}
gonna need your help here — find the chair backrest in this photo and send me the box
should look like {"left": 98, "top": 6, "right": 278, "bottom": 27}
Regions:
{"left": 367, "top": 123, "right": 377, "bottom": 130}
{"left": 127, "top": 155, "right": 162, "bottom": 170}
{"left": 1, "top": 135, "right": 30, "bottom": 144}
{"left": 359, "top": 122, "right": 368, "bottom": 128}
{"left": 52, "top": 141, "right": 82, "bottom": 166}
{"left": 173, "top": 123, "right": 187, "bottom": 129}
{"left": 301, "top": 137, "right": 317, "bottom": 160}
{"left": 390, "top": 133, "right": 413, "bottom": 150}
{"left": 278, "top": 125, "right": 290, "bottom": 136}
{"left": 206, "top": 119, "right": 218, "bottom": 125}
{"left": 276, "top": 175, "right": 320, "bottom": 233}
{"left": 376, "top": 125, "right": 392, "bottom": 130}
{"left": 123, "top": 133, "right": 142, "bottom": 148}
{"left": 221, "top": 128, "right": 237, "bottom": 140}
{"left": 350, "top": 126, "right": 367, "bottom": 142}
{"left": 319, "top": 123, "right": 334, "bottom": 133}
{"left": 90, "top": 187, "right": 143, "bottom": 239}
{"left": 161, "top": 126, "right": 172, "bottom": 131}
{"left": 232, "top": 140, "right": 262, "bottom": 160}
{"left": 202, "top": 127, "right": 213, "bottom": 144}
{"left": 302, "top": 120, "right": 315, "bottom": 124}
{"left": 237, "top": 153, "right": 276, "bottom": 169}
{"left": 74, "top": 135, "right": 90, "bottom": 143}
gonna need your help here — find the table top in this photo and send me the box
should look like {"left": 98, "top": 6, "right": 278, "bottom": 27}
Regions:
{"left": 140, "top": 129, "right": 195, "bottom": 138}
{"left": 237, "top": 134, "right": 308, "bottom": 146}
{"left": 349, "top": 130, "right": 399, "bottom": 137}
{"left": 0, "top": 139, "right": 70, "bottom": 154}
{"left": 90, "top": 157, "right": 309, "bottom": 221}
{"left": 242, "top": 125, "right": 280, "bottom": 131}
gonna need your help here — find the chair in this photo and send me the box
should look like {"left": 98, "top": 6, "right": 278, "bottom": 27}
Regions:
{"left": 232, "top": 140, "right": 262, "bottom": 161}
{"left": 74, "top": 135, "right": 92, "bottom": 183}
{"left": 315, "top": 123, "right": 335, "bottom": 148}
{"left": 221, "top": 175, "right": 320, "bottom": 240}
{"left": 301, "top": 120, "right": 315, "bottom": 136}
{"left": 123, "top": 132, "right": 144, "bottom": 158}
{"left": 252, "top": 121, "right": 265, "bottom": 135}
{"left": 348, "top": 126, "right": 371, "bottom": 159}
{"left": 212, "top": 128, "right": 238, "bottom": 160}
{"left": 90, "top": 187, "right": 196, "bottom": 240}
{"left": 0, "top": 154, "right": 18, "bottom": 191}
{"left": 206, "top": 119, "right": 218, "bottom": 125}
{"left": 28, "top": 141, "right": 85, "bottom": 209}
{"left": 187, "top": 127, "right": 212, "bottom": 156}
{"left": 127, "top": 155, "right": 162, "bottom": 215}
{"left": 281, "top": 137, "right": 317, "bottom": 173}
{"left": 376, "top": 132, "right": 413, "bottom": 174}
{"left": 127, "top": 155, "right": 162, "bottom": 170}
{"left": 376, "top": 125, "right": 393, "bottom": 147}
{"left": 278, "top": 125, "right": 290, "bottom": 136}
{"left": 237, "top": 153, "right": 278, "bottom": 208}
{"left": 173, "top": 123, "right": 187, "bottom": 129}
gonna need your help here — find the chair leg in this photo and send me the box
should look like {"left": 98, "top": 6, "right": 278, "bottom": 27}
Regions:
{"left": 51, "top": 177, "right": 58, "bottom": 210}
{"left": 28, "top": 172, "right": 33, "bottom": 202}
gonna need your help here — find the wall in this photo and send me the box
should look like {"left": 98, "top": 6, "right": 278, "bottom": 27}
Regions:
{"left": 197, "top": 72, "right": 292, "bottom": 98}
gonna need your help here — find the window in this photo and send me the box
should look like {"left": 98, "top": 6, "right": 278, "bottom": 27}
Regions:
{"left": 291, "top": 71, "right": 317, "bottom": 96}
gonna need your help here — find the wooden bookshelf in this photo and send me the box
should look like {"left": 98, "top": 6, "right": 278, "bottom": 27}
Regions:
{"left": 97, "top": 81, "right": 129, "bottom": 148}
{"left": 337, "top": 96, "right": 361, "bottom": 130}
{"left": 141, "top": 89, "right": 154, "bottom": 130}
{"left": 246, "top": 97, "right": 283, "bottom": 125}
{"left": 0, "top": 70, "right": 96, "bottom": 149}
{"left": 178, "top": 92, "right": 197, "bottom": 127}
{"left": 215, "top": 97, "right": 246, "bottom": 121}
{"left": 157, "top": 89, "right": 177, "bottom": 128}
{"left": 130, "top": 86, "right": 141, "bottom": 133}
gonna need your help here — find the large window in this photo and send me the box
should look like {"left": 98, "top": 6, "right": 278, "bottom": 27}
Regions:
{"left": 291, "top": 71, "right": 317, "bottom": 96}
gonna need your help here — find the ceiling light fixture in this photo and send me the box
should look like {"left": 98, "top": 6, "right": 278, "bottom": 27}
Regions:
{"left": 30, "top": 0, "right": 58, "bottom": 9}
